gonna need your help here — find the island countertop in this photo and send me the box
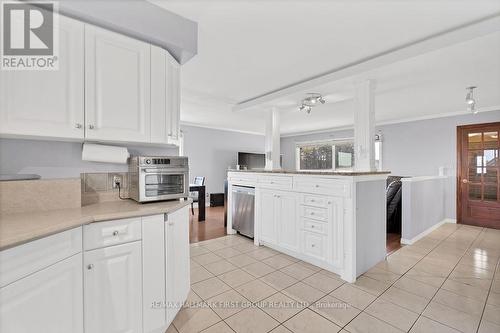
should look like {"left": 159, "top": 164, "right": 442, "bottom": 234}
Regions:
{"left": 0, "top": 199, "right": 191, "bottom": 251}
{"left": 227, "top": 169, "right": 391, "bottom": 176}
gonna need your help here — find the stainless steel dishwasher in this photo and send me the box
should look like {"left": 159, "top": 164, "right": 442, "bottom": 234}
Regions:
{"left": 231, "top": 185, "right": 255, "bottom": 238}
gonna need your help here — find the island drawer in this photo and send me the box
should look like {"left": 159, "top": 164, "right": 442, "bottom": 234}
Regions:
{"left": 84, "top": 217, "right": 141, "bottom": 251}
{"left": 228, "top": 173, "right": 257, "bottom": 186}
{"left": 301, "top": 194, "right": 328, "bottom": 208}
{"left": 301, "top": 231, "right": 327, "bottom": 261}
{"left": 294, "top": 177, "right": 351, "bottom": 197}
{"left": 258, "top": 175, "right": 293, "bottom": 189}
{"left": 301, "top": 217, "right": 328, "bottom": 235}
{"left": 300, "top": 205, "right": 328, "bottom": 222}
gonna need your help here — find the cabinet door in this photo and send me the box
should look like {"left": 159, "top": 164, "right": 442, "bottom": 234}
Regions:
{"left": 277, "top": 191, "right": 299, "bottom": 252}
{"left": 85, "top": 25, "right": 151, "bottom": 143}
{"left": 165, "top": 206, "right": 190, "bottom": 325}
{"left": 258, "top": 189, "right": 278, "bottom": 244}
{"left": 151, "top": 46, "right": 181, "bottom": 146}
{"left": 0, "top": 253, "right": 83, "bottom": 333}
{"left": 142, "top": 215, "right": 166, "bottom": 332}
{"left": 166, "top": 52, "right": 181, "bottom": 144}
{"left": 0, "top": 15, "right": 84, "bottom": 139}
{"left": 84, "top": 242, "right": 142, "bottom": 333}
{"left": 328, "top": 197, "right": 344, "bottom": 268}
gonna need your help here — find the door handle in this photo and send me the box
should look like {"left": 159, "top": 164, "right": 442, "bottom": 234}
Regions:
{"left": 462, "top": 179, "right": 469, "bottom": 184}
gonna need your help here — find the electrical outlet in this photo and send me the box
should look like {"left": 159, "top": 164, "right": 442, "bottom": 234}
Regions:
{"left": 113, "top": 175, "right": 122, "bottom": 189}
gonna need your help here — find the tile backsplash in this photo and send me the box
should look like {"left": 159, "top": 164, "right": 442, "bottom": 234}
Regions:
{"left": 81, "top": 172, "right": 129, "bottom": 206}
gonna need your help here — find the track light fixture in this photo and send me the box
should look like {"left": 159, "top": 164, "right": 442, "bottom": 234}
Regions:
{"left": 298, "top": 93, "right": 325, "bottom": 114}
{"left": 465, "top": 86, "right": 478, "bottom": 114}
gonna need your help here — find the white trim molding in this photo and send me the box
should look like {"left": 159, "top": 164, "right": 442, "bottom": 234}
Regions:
{"left": 401, "top": 218, "right": 457, "bottom": 245}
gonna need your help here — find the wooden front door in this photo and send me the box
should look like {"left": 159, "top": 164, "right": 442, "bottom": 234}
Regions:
{"left": 457, "top": 122, "right": 500, "bottom": 228}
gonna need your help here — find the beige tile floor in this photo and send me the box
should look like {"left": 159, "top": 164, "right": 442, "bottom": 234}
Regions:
{"left": 167, "top": 223, "right": 500, "bottom": 333}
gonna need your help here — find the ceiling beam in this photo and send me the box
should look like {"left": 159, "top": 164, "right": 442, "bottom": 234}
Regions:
{"left": 233, "top": 13, "right": 500, "bottom": 112}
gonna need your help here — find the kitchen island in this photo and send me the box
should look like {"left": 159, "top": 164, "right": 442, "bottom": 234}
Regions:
{"left": 227, "top": 170, "right": 390, "bottom": 282}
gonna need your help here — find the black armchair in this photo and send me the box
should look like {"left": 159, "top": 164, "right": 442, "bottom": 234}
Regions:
{"left": 386, "top": 177, "right": 403, "bottom": 233}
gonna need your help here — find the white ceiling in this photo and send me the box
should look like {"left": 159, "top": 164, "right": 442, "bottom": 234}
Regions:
{"left": 152, "top": 0, "right": 500, "bottom": 135}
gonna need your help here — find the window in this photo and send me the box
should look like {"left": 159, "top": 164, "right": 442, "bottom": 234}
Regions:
{"left": 295, "top": 138, "right": 382, "bottom": 171}
{"left": 296, "top": 140, "right": 354, "bottom": 171}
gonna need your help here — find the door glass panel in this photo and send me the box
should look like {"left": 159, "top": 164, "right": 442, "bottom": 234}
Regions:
{"left": 469, "top": 168, "right": 483, "bottom": 183}
{"left": 468, "top": 151, "right": 483, "bottom": 179}
{"left": 484, "top": 185, "right": 497, "bottom": 201}
{"left": 484, "top": 132, "right": 499, "bottom": 149}
{"left": 484, "top": 149, "right": 498, "bottom": 167}
{"left": 484, "top": 168, "right": 497, "bottom": 184}
{"left": 468, "top": 133, "right": 482, "bottom": 150}
{"left": 468, "top": 185, "right": 482, "bottom": 200}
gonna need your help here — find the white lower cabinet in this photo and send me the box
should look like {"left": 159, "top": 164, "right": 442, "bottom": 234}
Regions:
{"left": 258, "top": 189, "right": 299, "bottom": 252}
{"left": 84, "top": 241, "right": 143, "bottom": 333}
{"left": 258, "top": 189, "right": 278, "bottom": 244}
{"left": 165, "top": 206, "right": 190, "bottom": 325}
{"left": 0, "top": 253, "right": 83, "bottom": 333}
{"left": 256, "top": 188, "right": 344, "bottom": 273}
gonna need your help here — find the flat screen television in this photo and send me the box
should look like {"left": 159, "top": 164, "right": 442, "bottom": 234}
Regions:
{"left": 237, "top": 152, "right": 283, "bottom": 170}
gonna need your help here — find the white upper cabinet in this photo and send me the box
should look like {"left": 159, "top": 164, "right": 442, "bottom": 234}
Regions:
{"left": 85, "top": 25, "right": 151, "bottom": 143}
{"left": 0, "top": 15, "right": 84, "bottom": 139}
{"left": 151, "top": 46, "right": 181, "bottom": 145}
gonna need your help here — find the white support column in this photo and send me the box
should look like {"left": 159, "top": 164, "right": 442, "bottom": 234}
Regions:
{"left": 265, "top": 107, "right": 281, "bottom": 170}
{"left": 353, "top": 80, "right": 376, "bottom": 171}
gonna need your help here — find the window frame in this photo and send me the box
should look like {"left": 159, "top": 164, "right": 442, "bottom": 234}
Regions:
{"left": 295, "top": 137, "right": 383, "bottom": 171}
{"left": 295, "top": 138, "right": 354, "bottom": 172}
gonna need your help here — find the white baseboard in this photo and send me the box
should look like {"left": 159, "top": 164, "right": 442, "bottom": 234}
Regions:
{"left": 401, "top": 218, "right": 456, "bottom": 245}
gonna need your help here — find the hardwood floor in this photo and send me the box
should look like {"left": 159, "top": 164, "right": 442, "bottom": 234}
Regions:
{"left": 386, "top": 232, "right": 403, "bottom": 255}
{"left": 190, "top": 207, "right": 404, "bottom": 255}
{"left": 189, "top": 206, "right": 227, "bottom": 243}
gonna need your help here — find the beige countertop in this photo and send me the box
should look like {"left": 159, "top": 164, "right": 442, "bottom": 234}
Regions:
{"left": 227, "top": 169, "right": 391, "bottom": 176}
{"left": 0, "top": 199, "right": 191, "bottom": 251}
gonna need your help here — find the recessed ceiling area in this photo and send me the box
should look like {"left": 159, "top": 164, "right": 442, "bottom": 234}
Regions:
{"left": 152, "top": 1, "right": 500, "bottom": 135}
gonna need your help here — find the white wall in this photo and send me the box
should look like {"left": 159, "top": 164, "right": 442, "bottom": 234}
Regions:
{"left": 181, "top": 125, "right": 265, "bottom": 198}
{"left": 0, "top": 138, "right": 178, "bottom": 178}
{"left": 0, "top": 125, "right": 266, "bottom": 201}
{"left": 281, "top": 110, "right": 500, "bottom": 219}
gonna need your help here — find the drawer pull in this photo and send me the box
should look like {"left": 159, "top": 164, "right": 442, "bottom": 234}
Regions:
{"left": 315, "top": 184, "right": 320, "bottom": 188}
{"left": 327, "top": 201, "right": 332, "bottom": 205}
{"left": 87, "top": 264, "right": 94, "bottom": 270}
{"left": 311, "top": 244, "right": 316, "bottom": 248}
{"left": 310, "top": 212, "right": 315, "bottom": 215}
{"left": 310, "top": 199, "right": 315, "bottom": 202}
{"left": 112, "top": 230, "right": 119, "bottom": 236}
{"left": 311, "top": 225, "right": 315, "bottom": 228}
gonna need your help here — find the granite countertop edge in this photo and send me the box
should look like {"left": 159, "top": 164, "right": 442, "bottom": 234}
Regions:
{"left": 0, "top": 199, "right": 192, "bottom": 251}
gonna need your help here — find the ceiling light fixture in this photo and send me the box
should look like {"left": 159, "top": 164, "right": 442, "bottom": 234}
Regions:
{"left": 298, "top": 93, "right": 326, "bottom": 114}
{"left": 465, "top": 86, "right": 478, "bottom": 114}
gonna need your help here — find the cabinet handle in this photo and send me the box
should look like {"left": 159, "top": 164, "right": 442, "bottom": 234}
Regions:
{"left": 327, "top": 201, "right": 332, "bottom": 205}
{"left": 88, "top": 124, "right": 95, "bottom": 130}
{"left": 315, "top": 184, "right": 320, "bottom": 188}
{"left": 87, "top": 264, "right": 94, "bottom": 270}
{"left": 310, "top": 212, "right": 315, "bottom": 215}
{"left": 75, "top": 123, "right": 82, "bottom": 129}
{"left": 311, "top": 244, "right": 316, "bottom": 248}
{"left": 311, "top": 225, "right": 315, "bottom": 228}
{"left": 310, "top": 199, "right": 315, "bottom": 202}
{"left": 112, "top": 230, "right": 119, "bottom": 236}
